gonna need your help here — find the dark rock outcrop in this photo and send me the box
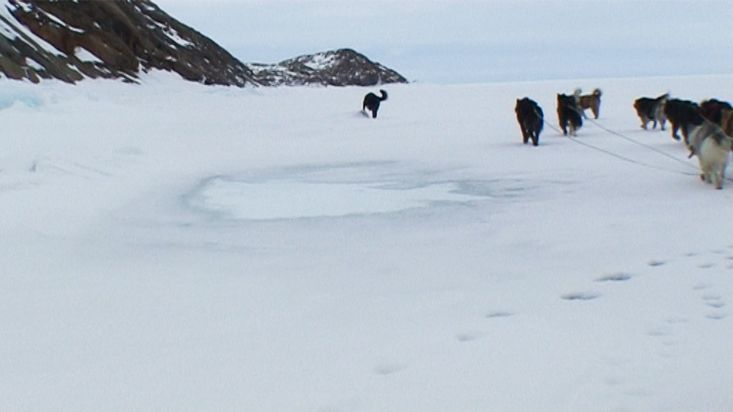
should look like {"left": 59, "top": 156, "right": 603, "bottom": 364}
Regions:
{"left": 0, "top": 0, "right": 407, "bottom": 87}
{"left": 0, "top": 0, "right": 258, "bottom": 85}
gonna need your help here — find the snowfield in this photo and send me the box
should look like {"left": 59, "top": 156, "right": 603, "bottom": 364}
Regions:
{"left": 1, "top": 73, "right": 731, "bottom": 412}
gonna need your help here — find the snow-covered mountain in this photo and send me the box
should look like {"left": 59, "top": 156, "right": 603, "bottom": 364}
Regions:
{"left": 250, "top": 48, "right": 408, "bottom": 87}
{"left": 0, "top": 0, "right": 407, "bottom": 87}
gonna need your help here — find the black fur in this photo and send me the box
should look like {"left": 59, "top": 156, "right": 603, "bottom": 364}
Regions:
{"left": 515, "top": 97, "right": 543, "bottom": 146}
{"left": 556, "top": 93, "right": 582, "bottom": 136}
{"left": 362, "top": 89, "right": 388, "bottom": 118}
{"left": 700, "top": 98, "right": 733, "bottom": 124}
{"left": 633, "top": 93, "right": 668, "bottom": 130}
{"left": 664, "top": 99, "right": 703, "bottom": 143}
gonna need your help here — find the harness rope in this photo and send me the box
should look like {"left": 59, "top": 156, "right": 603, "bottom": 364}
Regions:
{"left": 540, "top": 116, "right": 699, "bottom": 177}
{"left": 540, "top": 98, "right": 733, "bottom": 183}
{"left": 582, "top": 108, "right": 733, "bottom": 183}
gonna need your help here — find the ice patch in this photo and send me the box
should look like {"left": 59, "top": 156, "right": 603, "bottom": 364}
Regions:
{"left": 193, "top": 176, "right": 481, "bottom": 220}
{"left": 0, "top": 92, "right": 42, "bottom": 109}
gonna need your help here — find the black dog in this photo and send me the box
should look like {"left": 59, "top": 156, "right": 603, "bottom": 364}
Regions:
{"left": 362, "top": 89, "right": 388, "bottom": 118}
{"left": 515, "top": 97, "right": 544, "bottom": 146}
{"left": 700, "top": 98, "right": 732, "bottom": 124}
{"left": 556, "top": 93, "right": 582, "bottom": 136}
{"left": 664, "top": 99, "right": 703, "bottom": 143}
{"left": 633, "top": 93, "right": 668, "bottom": 130}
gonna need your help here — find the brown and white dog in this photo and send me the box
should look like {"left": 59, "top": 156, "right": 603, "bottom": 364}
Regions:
{"left": 573, "top": 88, "right": 602, "bottom": 119}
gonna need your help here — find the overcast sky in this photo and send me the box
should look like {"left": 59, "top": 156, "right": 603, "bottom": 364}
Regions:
{"left": 154, "top": 0, "right": 732, "bottom": 83}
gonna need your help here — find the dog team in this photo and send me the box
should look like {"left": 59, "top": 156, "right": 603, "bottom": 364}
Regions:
{"left": 362, "top": 87, "right": 731, "bottom": 190}
{"left": 510, "top": 88, "right": 732, "bottom": 190}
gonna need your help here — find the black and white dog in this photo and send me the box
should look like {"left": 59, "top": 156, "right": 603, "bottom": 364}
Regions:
{"left": 556, "top": 93, "right": 582, "bottom": 136}
{"left": 362, "top": 89, "right": 388, "bottom": 118}
{"left": 515, "top": 97, "right": 543, "bottom": 146}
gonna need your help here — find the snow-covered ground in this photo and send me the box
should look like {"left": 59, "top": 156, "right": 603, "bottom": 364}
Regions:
{"left": 1, "top": 73, "right": 731, "bottom": 412}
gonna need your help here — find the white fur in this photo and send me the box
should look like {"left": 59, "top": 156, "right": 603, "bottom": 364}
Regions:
{"left": 696, "top": 131, "right": 733, "bottom": 189}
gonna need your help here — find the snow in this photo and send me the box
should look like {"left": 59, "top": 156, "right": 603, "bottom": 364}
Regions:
{"left": 162, "top": 26, "right": 194, "bottom": 48}
{"left": 0, "top": 72, "right": 731, "bottom": 412}
{"left": 74, "top": 47, "right": 102, "bottom": 63}
{"left": 39, "top": 8, "right": 85, "bottom": 34}
{"left": 0, "top": 3, "right": 65, "bottom": 56}
{"left": 304, "top": 53, "right": 337, "bottom": 70}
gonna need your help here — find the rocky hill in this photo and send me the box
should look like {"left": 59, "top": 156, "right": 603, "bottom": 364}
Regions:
{"left": 250, "top": 49, "right": 407, "bottom": 86}
{"left": 0, "top": 0, "right": 407, "bottom": 87}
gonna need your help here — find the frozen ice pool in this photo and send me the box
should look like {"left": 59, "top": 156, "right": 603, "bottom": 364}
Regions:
{"left": 192, "top": 176, "right": 481, "bottom": 220}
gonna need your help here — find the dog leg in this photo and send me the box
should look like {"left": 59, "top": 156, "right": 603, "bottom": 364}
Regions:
{"left": 710, "top": 167, "right": 721, "bottom": 189}
{"left": 714, "top": 162, "right": 725, "bottom": 189}
{"left": 671, "top": 124, "right": 680, "bottom": 140}
{"left": 700, "top": 159, "right": 713, "bottom": 184}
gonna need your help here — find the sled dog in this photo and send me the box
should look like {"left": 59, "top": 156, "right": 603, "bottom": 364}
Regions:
{"left": 633, "top": 93, "right": 668, "bottom": 130}
{"left": 688, "top": 121, "right": 733, "bottom": 189}
{"left": 664, "top": 99, "right": 703, "bottom": 143}
{"left": 515, "top": 97, "right": 544, "bottom": 146}
{"left": 557, "top": 93, "right": 582, "bottom": 136}
{"left": 574, "top": 88, "right": 602, "bottom": 119}
{"left": 362, "top": 89, "right": 388, "bottom": 119}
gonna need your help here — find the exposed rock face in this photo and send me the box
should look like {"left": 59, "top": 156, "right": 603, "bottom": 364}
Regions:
{"left": 0, "top": 0, "right": 258, "bottom": 85}
{"left": 250, "top": 48, "right": 408, "bottom": 86}
{"left": 0, "top": 0, "right": 407, "bottom": 87}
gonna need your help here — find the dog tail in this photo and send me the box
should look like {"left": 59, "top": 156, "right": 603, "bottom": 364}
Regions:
{"left": 379, "top": 89, "right": 388, "bottom": 101}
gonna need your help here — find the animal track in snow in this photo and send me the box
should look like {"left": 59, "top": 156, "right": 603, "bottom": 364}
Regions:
{"left": 596, "top": 272, "right": 633, "bottom": 282}
{"left": 702, "top": 295, "right": 725, "bottom": 309}
{"left": 647, "top": 260, "right": 666, "bottom": 267}
{"left": 561, "top": 291, "right": 600, "bottom": 301}
{"left": 705, "top": 312, "right": 727, "bottom": 320}
{"left": 485, "top": 311, "right": 514, "bottom": 319}
{"left": 455, "top": 331, "right": 484, "bottom": 342}
{"left": 699, "top": 293, "right": 727, "bottom": 319}
{"left": 692, "top": 283, "right": 711, "bottom": 291}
